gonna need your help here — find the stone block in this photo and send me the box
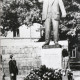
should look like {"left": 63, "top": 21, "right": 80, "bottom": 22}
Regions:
{"left": 41, "top": 48, "right": 62, "bottom": 69}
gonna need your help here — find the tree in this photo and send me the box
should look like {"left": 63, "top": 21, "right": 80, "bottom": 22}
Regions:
{"left": 1, "top": 0, "right": 80, "bottom": 38}
{"left": 59, "top": 0, "right": 80, "bottom": 40}
{"left": 1, "top": 0, "right": 42, "bottom": 36}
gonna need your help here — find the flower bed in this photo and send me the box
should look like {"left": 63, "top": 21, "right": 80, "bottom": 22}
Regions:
{"left": 24, "top": 65, "right": 73, "bottom": 80}
{"left": 24, "top": 65, "right": 62, "bottom": 80}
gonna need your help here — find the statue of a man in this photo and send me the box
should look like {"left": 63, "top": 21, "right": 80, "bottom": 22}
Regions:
{"left": 39, "top": 0, "right": 66, "bottom": 48}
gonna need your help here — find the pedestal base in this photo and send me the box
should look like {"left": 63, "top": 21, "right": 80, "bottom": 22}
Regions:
{"left": 42, "top": 44, "right": 62, "bottom": 49}
{"left": 41, "top": 48, "right": 62, "bottom": 69}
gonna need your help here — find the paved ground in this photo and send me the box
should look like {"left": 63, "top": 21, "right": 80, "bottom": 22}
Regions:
{"left": 1, "top": 71, "right": 80, "bottom": 80}
{"left": 5, "top": 75, "right": 25, "bottom": 80}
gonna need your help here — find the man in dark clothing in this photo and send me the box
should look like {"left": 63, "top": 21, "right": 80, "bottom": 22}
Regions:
{"left": 9, "top": 54, "right": 18, "bottom": 80}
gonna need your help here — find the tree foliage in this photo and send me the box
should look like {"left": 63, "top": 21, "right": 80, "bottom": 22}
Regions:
{"left": 59, "top": 0, "right": 80, "bottom": 40}
{"left": 1, "top": 0, "right": 80, "bottom": 38}
{"left": 1, "top": 0, "right": 42, "bottom": 32}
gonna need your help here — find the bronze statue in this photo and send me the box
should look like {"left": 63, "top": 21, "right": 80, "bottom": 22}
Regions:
{"left": 39, "top": 0, "right": 66, "bottom": 48}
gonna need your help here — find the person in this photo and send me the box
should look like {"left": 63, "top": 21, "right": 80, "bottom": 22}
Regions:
{"left": 38, "top": 0, "right": 66, "bottom": 48}
{"left": 9, "top": 54, "right": 18, "bottom": 80}
{"left": 62, "top": 49, "right": 69, "bottom": 75}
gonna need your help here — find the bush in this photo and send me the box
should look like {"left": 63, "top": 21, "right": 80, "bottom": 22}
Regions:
{"left": 24, "top": 65, "right": 62, "bottom": 80}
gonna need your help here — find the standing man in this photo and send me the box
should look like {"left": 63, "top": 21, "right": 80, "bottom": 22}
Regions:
{"left": 39, "top": 0, "right": 66, "bottom": 48}
{"left": 9, "top": 54, "right": 18, "bottom": 80}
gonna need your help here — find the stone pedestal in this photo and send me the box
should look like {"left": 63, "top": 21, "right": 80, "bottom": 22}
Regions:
{"left": 41, "top": 48, "right": 62, "bottom": 69}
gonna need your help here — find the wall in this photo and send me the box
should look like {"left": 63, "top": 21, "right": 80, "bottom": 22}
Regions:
{"left": 0, "top": 38, "right": 42, "bottom": 76}
{"left": 0, "top": 38, "right": 68, "bottom": 76}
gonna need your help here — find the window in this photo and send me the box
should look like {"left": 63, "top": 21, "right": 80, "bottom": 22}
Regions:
{"left": 71, "top": 48, "right": 76, "bottom": 58}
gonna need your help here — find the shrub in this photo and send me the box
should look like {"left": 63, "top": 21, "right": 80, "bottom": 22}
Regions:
{"left": 24, "top": 65, "right": 62, "bottom": 80}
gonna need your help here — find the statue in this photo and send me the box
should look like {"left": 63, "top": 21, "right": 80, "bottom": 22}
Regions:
{"left": 39, "top": 0, "right": 66, "bottom": 48}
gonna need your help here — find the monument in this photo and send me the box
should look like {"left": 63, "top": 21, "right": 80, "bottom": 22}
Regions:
{"left": 39, "top": 0, "right": 66, "bottom": 48}
{"left": 38, "top": 0, "right": 68, "bottom": 73}
{"left": 40, "top": 41, "right": 68, "bottom": 69}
